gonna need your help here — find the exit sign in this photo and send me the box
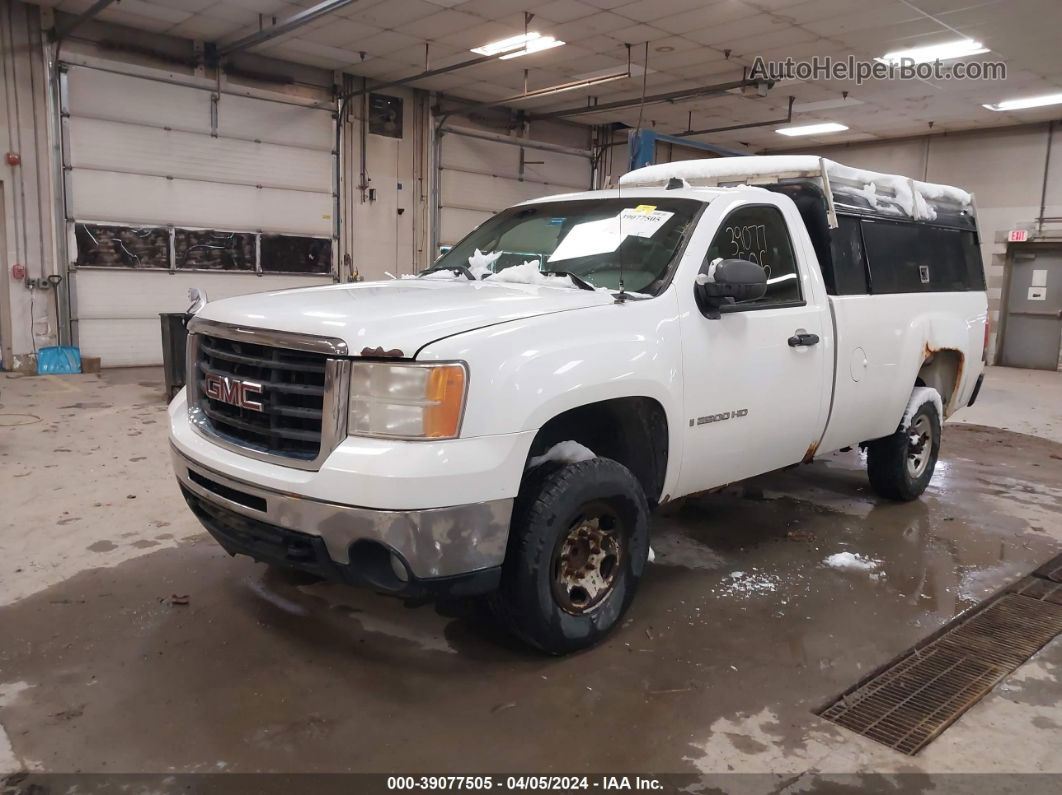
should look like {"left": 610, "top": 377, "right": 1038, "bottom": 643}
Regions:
{"left": 1008, "top": 229, "right": 1029, "bottom": 242}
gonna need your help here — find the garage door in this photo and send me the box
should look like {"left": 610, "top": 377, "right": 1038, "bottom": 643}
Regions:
{"left": 437, "top": 127, "right": 592, "bottom": 248}
{"left": 61, "top": 66, "right": 336, "bottom": 367}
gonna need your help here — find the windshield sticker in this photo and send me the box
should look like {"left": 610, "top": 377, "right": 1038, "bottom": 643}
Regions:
{"left": 619, "top": 208, "right": 674, "bottom": 237}
{"left": 548, "top": 209, "right": 675, "bottom": 263}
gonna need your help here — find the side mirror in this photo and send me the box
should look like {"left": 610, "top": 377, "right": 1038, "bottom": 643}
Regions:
{"left": 694, "top": 258, "right": 767, "bottom": 319}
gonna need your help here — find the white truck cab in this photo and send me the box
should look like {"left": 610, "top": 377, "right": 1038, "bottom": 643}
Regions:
{"left": 169, "top": 156, "right": 988, "bottom": 653}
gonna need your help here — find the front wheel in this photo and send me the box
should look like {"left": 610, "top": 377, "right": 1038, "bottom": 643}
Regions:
{"left": 489, "top": 457, "right": 650, "bottom": 654}
{"left": 866, "top": 390, "right": 941, "bottom": 501}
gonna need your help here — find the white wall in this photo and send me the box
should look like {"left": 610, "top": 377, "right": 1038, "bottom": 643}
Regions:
{"left": 340, "top": 81, "right": 432, "bottom": 282}
{"left": 780, "top": 122, "right": 1062, "bottom": 364}
{"left": 0, "top": 0, "right": 60, "bottom": 367}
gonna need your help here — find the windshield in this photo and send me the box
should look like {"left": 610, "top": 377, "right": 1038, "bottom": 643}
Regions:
{"left": 432, "top": 198, "right": 703, "bottom": 294}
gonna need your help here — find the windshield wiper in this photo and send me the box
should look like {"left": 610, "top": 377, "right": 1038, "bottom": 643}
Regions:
{"left": 542, "top": 270, "right": 596, "bottom": 291}
{"left": 418, "top": 265, "right": 476, "bottom": 280}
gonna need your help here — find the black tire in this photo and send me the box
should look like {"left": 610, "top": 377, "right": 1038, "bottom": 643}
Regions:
{"left": 866, "top": 393, "right": 941, "bottom": 501}
{"left": 489, "top": 457, "right": 650, "bottom": 655}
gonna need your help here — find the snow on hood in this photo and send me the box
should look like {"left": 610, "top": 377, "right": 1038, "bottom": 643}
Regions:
{"left": 193, "top": 277, "right": 613, "bottom": 357}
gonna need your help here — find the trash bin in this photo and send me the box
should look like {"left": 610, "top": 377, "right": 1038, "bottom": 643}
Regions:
{"left": 160, "top": 312, "right": 192, "bottom": 400}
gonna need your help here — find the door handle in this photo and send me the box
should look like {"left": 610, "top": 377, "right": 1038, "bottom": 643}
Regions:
{"left": 788, "top": 332, "right": 820, "bottom": 347}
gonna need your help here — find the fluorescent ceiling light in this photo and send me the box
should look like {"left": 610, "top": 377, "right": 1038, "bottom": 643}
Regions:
{"left": 776, "top": 122, "right": 848, "bottom": 137}
{"left": 878, "top": 38, "right": 988, "bottom": 65}
{"left": 471, "top": 32, "right": 564, "bottom": 59}
{"left": 983, "top": 92, "right": 1062, "bottom": 112}
{"left": 499, "top": 36, "right": 564, "bottom": 60}
{"left": 471, "top": 32, "right": 540, "bottom": 56}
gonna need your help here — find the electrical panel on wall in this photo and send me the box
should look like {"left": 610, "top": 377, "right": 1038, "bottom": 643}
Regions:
{"left": 369, "top": 94, "right": 403, "bottom": 138}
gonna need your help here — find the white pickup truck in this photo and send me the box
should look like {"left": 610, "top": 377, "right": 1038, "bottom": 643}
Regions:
{"left": 169, "top": 156, "right": 988, "bottom": 654}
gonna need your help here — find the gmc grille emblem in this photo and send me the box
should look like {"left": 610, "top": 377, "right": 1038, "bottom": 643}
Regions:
{"left": 204, "top": 373, "right": 264, "bottom": 412}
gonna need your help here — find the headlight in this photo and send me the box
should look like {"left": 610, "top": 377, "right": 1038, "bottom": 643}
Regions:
{"left": 348, "top": 362, "right": 467, "bottom": 439}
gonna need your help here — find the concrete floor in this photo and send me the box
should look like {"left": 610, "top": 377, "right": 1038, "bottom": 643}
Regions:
{"left": 1, "top": 366, "right": 1061, "bottom": 784}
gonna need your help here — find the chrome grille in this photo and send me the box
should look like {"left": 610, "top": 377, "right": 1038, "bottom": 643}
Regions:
{"left": 186, "top": 319, "right": 349, "bottom": 470}
{"left": 197, "top": 334, "right": 326, "bottom": 458}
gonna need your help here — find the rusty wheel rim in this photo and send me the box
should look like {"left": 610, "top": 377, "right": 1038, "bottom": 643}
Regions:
{"left": 551, "top": 502, "right": 625, "bottom": 615}
{"left": 906, "top": 413, "right": 933, "bottom": 480}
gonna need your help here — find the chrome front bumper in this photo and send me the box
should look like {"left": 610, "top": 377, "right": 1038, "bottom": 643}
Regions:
{"left": 172, "top": 445, "right": 513, "bottom": 582}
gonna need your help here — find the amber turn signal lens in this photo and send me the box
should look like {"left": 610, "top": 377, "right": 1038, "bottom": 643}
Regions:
{"left": 424, "top": 365, "right": 466, "bottom": 438}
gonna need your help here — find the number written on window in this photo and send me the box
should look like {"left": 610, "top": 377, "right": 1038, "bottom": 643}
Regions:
{"left": 706, "top": 205, "right": 801, "bottom": 306}
{"left": 723, "top": 224, "right": 772, "bottom": 276}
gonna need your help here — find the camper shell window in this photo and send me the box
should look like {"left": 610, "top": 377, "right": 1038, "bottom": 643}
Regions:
{"left": 767, "top": 181, "right": 983, "bottom": 295}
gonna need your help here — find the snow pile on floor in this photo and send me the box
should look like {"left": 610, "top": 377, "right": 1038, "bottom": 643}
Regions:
{"left": 528, "top": 440, "right": 596, "bottom": 469}
{"left": 824, "top": 552, "right": 881, "bottom": 572}
{"left": 902, "top": 386, "right": 943, "bottom": 427}
{"left": 714, "top": 569, "right": 782, "bottom": 598}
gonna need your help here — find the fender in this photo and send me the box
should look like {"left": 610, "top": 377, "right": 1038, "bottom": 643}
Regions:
{"left": 819, "top": 291, "right": 986, "bottom": 452}
{"left": 892, "top": 300, "right": 987, "bottom": 420}
{"left": 418, "top": 291, "right": 686, "bottom": 498}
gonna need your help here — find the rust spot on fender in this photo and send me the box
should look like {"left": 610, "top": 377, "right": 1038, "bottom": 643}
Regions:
{"left": 803, "top": 440, "right": 819, "bottom": 464}
{"left": 360, "top": 346, "right": 405, "bottom": 358}
{"left": 920, "top": 343, "right": 965, "bottom": 418}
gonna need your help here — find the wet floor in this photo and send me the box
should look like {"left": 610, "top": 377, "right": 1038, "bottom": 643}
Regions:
{"left": 2, "top": 369, "right": 1061, "bottom": 777}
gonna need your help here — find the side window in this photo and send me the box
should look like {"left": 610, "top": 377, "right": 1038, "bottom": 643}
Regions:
{"left": 861, "top": 219, "right": 920, "bottom": 293}
{"left": 829, "top": 215, "right": 869, "bottom": 295}
{"left": 704, "top": 205, "right": 802, "bottom": 306}
{"left": 862, "top": 219, "right": 984, "bottom": 293}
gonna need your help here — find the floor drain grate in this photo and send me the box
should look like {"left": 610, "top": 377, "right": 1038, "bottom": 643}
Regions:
{"left": 817, "top": 584, "right": 1062, "bottom": 755}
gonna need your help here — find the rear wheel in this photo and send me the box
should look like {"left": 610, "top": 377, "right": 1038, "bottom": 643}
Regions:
{"left": 866, "top": 393, "right": 941, "bottom": 501}
{"left": 490, "top": 457, "right": 650, "bottom": 654}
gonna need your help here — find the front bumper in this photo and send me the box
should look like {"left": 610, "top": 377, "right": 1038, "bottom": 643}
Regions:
{"left": 173, "top": 446, "right": 512, "bottom": 595}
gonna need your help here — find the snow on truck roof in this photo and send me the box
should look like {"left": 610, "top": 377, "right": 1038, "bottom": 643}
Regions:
{"left": 620, "top": 155, "right": 974, "bottom": 224}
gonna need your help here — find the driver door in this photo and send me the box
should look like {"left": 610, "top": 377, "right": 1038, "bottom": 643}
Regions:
{"left": 677, "top": 200, "right": 831, "bottom": 496}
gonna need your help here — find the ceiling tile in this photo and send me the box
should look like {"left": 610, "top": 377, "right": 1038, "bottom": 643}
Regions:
{"left": 653, "top": 1, "right": 760, "bottom": 36}
{"left": 552, "top": 11, "right": 634, "bottom": 38}
{"left": 396, "top": 9, "right": 485, "bottom": 39}
{"left": 435, "top": 20, "right": 526, "bottom": 51}
{"left": 534, "top": 0, "right": 600, "bottom": 24}
{"left": 610, "top": 23, "right": 676, "bottom": 44}
{"left": 684, "top": 14, "right": 790, "bottom": 48}
{"left": 299, "top": 19, "right": 382, "bottom": 49}
{"left": 612, "top": 0, "right": 705, "bottom": 23}
{"left": 451, "top": 0, "right": 535, "bottom": 20}
{"left": 343, "top": 0, "right": 444, "bottom": 29}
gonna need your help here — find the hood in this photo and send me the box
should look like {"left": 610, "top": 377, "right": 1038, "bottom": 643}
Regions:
{"left": 195, "top": 278, "right": 615, "bottom": 357}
